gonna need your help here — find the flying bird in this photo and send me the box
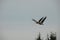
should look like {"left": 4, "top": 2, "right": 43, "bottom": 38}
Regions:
{"left": 32, "top": 16, "right": 47, "bottom": 25}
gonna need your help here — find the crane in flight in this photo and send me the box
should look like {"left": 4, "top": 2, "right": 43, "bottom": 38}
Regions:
{"left": 32, "top": 16, "right": 47, "bottom": 25}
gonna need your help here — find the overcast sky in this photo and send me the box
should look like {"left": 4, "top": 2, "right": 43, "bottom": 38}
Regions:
{"left": 0, "top": 0, "right": 60, "bottom": 40}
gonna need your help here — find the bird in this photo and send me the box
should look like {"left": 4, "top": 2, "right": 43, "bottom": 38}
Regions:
{"left": 32, "top": 16, "right": 47, "bottom": 25}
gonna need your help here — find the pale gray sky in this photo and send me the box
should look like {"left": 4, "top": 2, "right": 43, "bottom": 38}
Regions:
{"left": 0, "top": 0, "right": 60, "bottom": 40}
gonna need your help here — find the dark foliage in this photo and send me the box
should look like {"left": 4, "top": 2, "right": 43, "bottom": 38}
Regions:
{"left": 36, "top": 33, "right": 41, "bottom": 40}
{"left": 50, "top": 32, "right": 56, "bottom": 40}
{"left": 36, "top": 32, "right": 56, "bottom": 40}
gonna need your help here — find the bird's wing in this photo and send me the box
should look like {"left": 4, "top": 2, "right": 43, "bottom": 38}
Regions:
{"left": 39, "top": 17, "right": 44, "bottom": 22}
{"left": 32, "top": 19, "right": 37, "bottom": 23}
{"left": 40, "top": 16, "right": 47, "bottom": 24}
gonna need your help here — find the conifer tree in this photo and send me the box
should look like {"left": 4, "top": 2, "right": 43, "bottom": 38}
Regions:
{"left": 36, "top": 33, "right": 41, "bottom": 40}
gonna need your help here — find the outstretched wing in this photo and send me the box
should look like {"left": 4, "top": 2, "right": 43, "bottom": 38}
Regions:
{"left": 39, "top": 17, "right": 44, "bottom": 22}
{"left": 40, "top": 16, "right": 47, "bottom": 24}
{"left": 32, "top": 19, "right": 37, "bottom": 23}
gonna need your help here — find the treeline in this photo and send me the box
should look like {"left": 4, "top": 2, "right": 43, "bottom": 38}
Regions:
{"left": 36, "top": 32, "right": 56, "bottom": 40}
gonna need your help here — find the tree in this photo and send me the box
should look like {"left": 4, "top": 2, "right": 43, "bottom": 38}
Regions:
{"left": 36, "top": 32, "right": 41, "bottom": 40}
{"left": 50, "top": 32, "right": 56, "bottom": 40}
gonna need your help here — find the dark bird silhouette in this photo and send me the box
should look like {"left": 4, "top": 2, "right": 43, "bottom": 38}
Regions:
{"left": 32, "top": 16, "right": 47, "bottom": 25}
